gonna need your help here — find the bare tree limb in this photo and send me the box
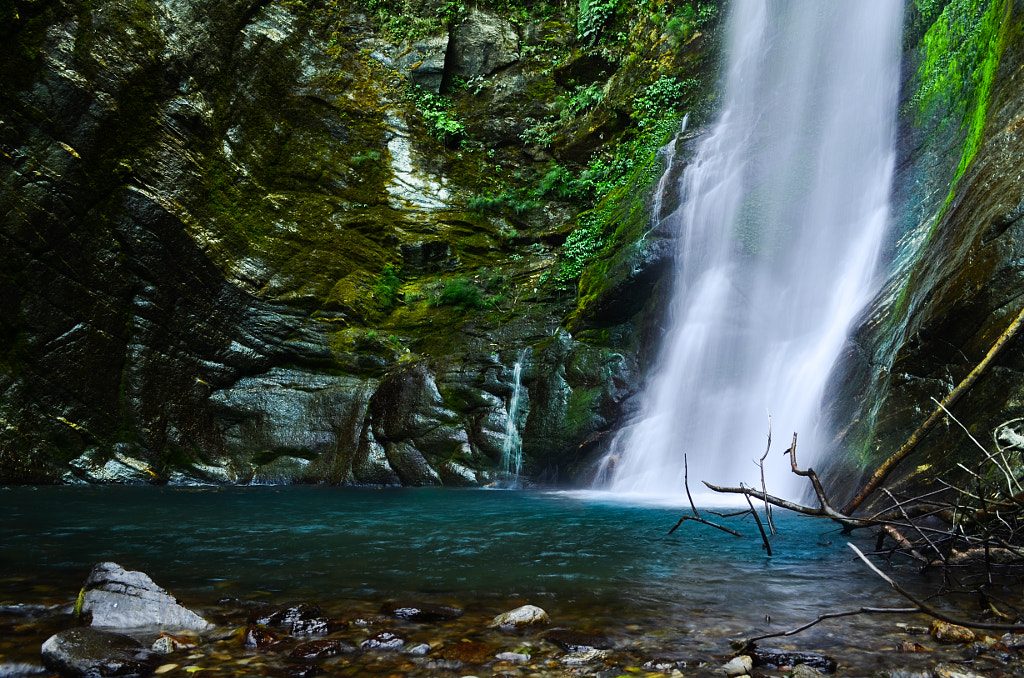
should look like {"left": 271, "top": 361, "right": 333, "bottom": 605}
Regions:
{"left": 669, "top": 454, "right": 744, "bottom": 538}
{"left": 743, "top": 490, "right": 772, "bottom": 555}
{"left": 759, "top": 411, "right": 776, "bottom": 535}
{"left": 848, "top": 543, "right": 1024, "bottom": 631}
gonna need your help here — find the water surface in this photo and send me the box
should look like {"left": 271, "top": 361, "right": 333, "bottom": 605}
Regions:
{"left": 0, "top": 487, "right": 970, "bottom": 675}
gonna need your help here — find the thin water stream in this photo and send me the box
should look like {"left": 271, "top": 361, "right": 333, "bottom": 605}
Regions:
{"left": 0, "top": 486, "right": 1000, "bottom": 676}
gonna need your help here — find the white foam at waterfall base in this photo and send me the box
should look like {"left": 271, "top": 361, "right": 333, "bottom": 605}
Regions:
{"left": 605, "top": 0, "right": 904, "bottom": 502}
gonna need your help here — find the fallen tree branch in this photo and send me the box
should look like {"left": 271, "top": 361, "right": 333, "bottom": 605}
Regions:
{"left": 842, "top": 302, "right": 1024, "bottom": 515}
{"left": 848, "top": 542, "right": 1024, "bottom": 631}
{"left": 669, "top": 454, "right": 744, "bottom": 538}
{"left": 744, "top": 490, "right": 772, "bottom": 555}
{"left": 705, "top": 435, "right": 873, "bottom": 532}
{"left": 739, "top": 606, "right": 920, "bottom": 649}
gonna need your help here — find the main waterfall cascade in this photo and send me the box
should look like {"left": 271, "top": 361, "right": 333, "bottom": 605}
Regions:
{"left": 603, "top": 1, "right": 904, "bottom": 500}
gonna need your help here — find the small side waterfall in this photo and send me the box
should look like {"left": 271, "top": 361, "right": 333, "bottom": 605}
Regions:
{"left": 499, "top": 349, "right": 528, "bottom": 487}
{"left": 606, "top": 1, "right": 904, "bottom": 500}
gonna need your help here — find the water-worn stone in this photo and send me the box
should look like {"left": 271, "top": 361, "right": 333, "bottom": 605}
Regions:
{"left": 934, "top": 663, "right": 987, "bottom": 678}
{"left": 750, "top": 647, "right": 837, "bottom": 672}
{"left": 999, "top": 632, "right": 1024, "bottom": 650}
{"left": 719, "top": 654, "right": 752, "bottom": 676}
{"left": 359, "top": 630, "right": 405, "bottom": 651}
{"left": 242, "top": 625, "right": 280, "bottom": 649}
{"left": 488, "top": 604, "right": 549, "bottom": 629}
{"left": 80, "top": 562, "right": 213, "bottom": 631}
{"left": 380, "top": 602, "right": 462, "bottom": 622}
{"left": 288, "top": 639, "right": 357, "bottom": 660}
{"left": 792, "top": 665, "right": 825, "bottom": 678}
{"left": 495, "top": 651, "right": 530, "bottom": 662}
{"left": 150, "top": 633, "right": 197, "bottom": 654}
{"left": 560, "top": 648, "right": 608, "bottom": 666}
{"left": 544, "top": 629, "right": 612, "bottom": 651}
{"left": 251, "top": 602, "right": 323, "bottom": 627}
{"left": 930, "top": 620, "right": 976, "bottom": 644}
{"left": 41, "top": 627, "right": 160, "bottom": 677}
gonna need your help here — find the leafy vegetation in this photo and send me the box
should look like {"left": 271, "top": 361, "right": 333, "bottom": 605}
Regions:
{"left": 577, "top": 0, "right": 618, "bottom": 45}
{"left": 373, "top": 264, "right": 402, "bottom": 309}
{"left": 909, "top": 0, "right": 1009, "bottom": 210}
{"left": 406, "top": 86, "right": 466, "bottom": 143}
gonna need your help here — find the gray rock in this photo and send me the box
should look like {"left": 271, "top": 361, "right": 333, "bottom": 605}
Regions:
{"left": 792, "top": 665, "right": 825, "bottom": 678}
{"left": 495, "top": 651, "right": 530, "bottom": 662}
{"left": 396, "top": 36, "right": 449, "bottom": 92}
{"left": 488, "top": 604, "right": 549, "bottom": 629}
{"left": 41, "top": 627, "right": 159, "bottom": 677}
{"left": 449, "top": 10, "right": 519, "bottom": 79}
{"left": 360, "top": 630, "right": 406, "bottom": 651}
{"left": 80, "top": 562, "right": 213, "bottom": 631}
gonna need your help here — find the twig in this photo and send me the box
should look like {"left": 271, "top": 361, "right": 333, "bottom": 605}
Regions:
{"left": 740, "top": 607, "right": 920, "bottom": 649}
{"left": 882, "top": 488, "right": 943, "bottom": 564}
{"left": 936, "top": 397, "right": 1019, "bottom": 493}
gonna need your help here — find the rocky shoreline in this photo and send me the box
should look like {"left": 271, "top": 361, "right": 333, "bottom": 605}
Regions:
{"left": 1, "top": 562, "right": 1022, "bottom": 678}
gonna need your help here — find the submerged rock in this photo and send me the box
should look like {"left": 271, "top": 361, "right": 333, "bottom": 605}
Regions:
{"left": 560, "top": 648, "right": 608, "bottom": 666}
{"left": 488, "top": 604, "right": 549, "bottom": 630}
{"left": 250, "top": 602, "right": 343, "bottom": 636}
{"left": 544, "top": 628, "right": 612, "bottom": 651}
{"left": 379, "top": 601, "right": 462, "bottom": 622}
{"left": 750, "top": 647, "right": 837, "bottom": 673}
{"left": 242, "top": 625, "right": 280, "bottom": 649}
{"left": 440, "top": 641, "right": 491, "bottom": 664}
{"left": 150, "top": 633, "right": 197, "bottom": 654}
{"left": 80, "top": 563, "right": 213, "bottom": 631}
{"left": 359, "top": 630, "right": 406, "bottom": 651}
{"left": 41, "top": 627, "right": 159, "bottom": 677}
{"left": 288, "top": 639, "right": 358, "bottom": 660}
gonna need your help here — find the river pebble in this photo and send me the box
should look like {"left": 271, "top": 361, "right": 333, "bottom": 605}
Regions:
{"left": 489, "top": 605, "right": 549, "bottom": 630}
{"left": 930, "top": 620, "right": 976, "bottom": 644}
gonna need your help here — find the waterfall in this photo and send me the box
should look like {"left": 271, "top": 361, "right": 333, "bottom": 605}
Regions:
{"left": 499, "top": 349, "right": 528, "bottom": 487}
{"left": 606, "top": 0, "right": 904, "bottom": 501}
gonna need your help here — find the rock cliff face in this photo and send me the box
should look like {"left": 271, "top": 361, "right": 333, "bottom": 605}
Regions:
{"left": 821, "top": 0, "right": 1024, "bottom": 507}
{"left": 0, "top": 0, "right": 717, "bottom": 483}
{"left": 11, "top": 0, "right": 1022, "bottom": 495}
